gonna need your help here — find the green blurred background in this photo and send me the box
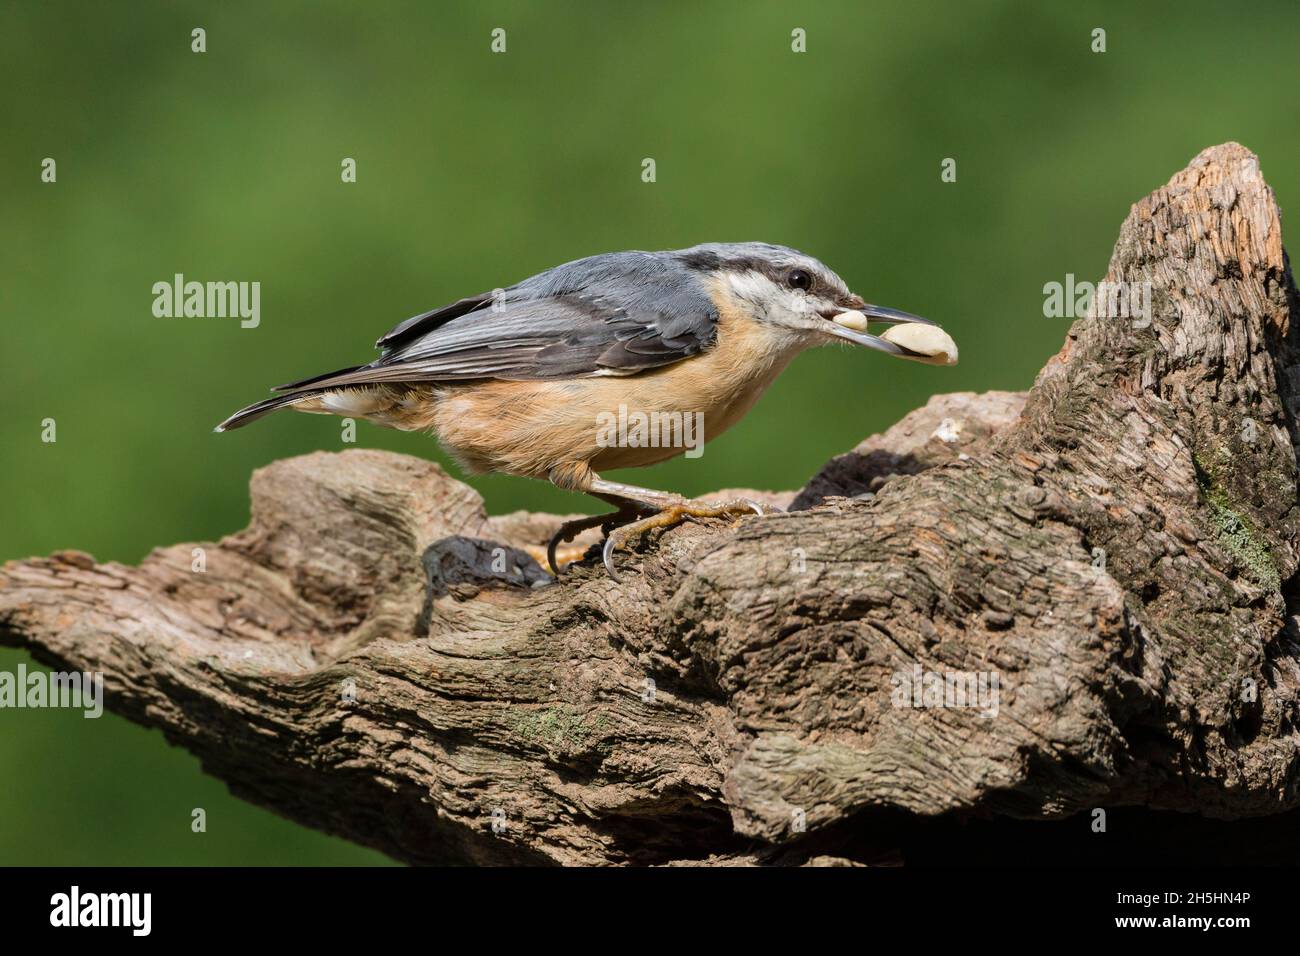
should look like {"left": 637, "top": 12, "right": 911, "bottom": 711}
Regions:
{"left": 2, "top": 0, "right": 1298, "bottom": 865}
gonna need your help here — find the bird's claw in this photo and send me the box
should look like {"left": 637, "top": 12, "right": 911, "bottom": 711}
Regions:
{"left": 601, "top": 534, "right": 624, "bottom": 583}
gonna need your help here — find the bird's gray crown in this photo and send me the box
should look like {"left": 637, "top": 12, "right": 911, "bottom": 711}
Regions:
{"left": 505, "top": 242, "right": 849, "bottom": 303}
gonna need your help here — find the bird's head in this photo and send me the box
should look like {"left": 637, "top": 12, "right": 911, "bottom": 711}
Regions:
{"left": 677, "top": 241, "right": 955, "bottom": 365}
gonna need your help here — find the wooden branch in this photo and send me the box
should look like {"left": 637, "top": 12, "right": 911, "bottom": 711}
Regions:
{"left": 4, "top": 143, "right": 1300, "bottom": 866}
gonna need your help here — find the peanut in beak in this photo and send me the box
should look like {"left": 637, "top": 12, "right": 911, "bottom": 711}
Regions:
{"left": 831, "top": 309, "right": 869, "bottom": 332}
{"left": 879, "top": 322, "right": 959, "bottom": 366}
{"left": 830, "top": 311, "right": 959, "bottom": 366}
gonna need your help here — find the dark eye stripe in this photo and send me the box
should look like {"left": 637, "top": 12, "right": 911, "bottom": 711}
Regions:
{"left": 677, "top": 250, "right": 837, "bottom": 294}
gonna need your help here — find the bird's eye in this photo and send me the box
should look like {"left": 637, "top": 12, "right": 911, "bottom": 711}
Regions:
{"left": 787, "top": 268, "right": 814, "bottom": 291}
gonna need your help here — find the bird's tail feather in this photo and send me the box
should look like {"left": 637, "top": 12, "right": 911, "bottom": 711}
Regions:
{"left": 215, "top": 361, "right": 378, "bottom": 432}
{"left": 214, "top": 393, "right": 315, "bottom": 432}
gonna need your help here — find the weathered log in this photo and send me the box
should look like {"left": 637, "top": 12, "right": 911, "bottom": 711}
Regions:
{"left": 3, "top": 143, "right": 1299, "bottom": 865}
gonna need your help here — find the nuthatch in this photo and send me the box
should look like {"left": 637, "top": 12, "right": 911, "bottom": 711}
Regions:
{"left": 217, "top": 242, "right": 957, "bottom": 579}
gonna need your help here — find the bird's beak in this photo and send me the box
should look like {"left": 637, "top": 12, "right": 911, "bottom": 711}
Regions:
{"left": 820, "top": 298, "right": 957, "bottom": 365}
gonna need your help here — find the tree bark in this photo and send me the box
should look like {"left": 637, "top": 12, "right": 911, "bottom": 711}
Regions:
{"left": 4, "top": 143, "right": 1299, "bottom": 866}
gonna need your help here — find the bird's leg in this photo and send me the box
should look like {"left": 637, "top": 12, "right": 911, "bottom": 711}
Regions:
{"left": 585, "top": 477, "right": 776, "bottom": 582}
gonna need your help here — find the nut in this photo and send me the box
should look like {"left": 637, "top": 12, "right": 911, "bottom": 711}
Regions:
{"left": 879, "top": 323, "right": 959, "bottom": 366}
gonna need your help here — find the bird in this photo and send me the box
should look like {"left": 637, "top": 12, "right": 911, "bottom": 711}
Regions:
{"left": 215, "top": 242, "right": 956, "bottom": 580}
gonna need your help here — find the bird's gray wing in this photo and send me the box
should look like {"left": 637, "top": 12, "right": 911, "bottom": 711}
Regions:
{"left": 276, "top": 252, "right": 719, "bottom": 392}
{"left": 373, "top": 292, "right": 497, "bottom": 351}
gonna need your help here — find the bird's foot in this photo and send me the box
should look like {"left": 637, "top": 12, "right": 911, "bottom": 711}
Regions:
{"left": 546, "top": 508, "right": 648, "bottom": 576}
{"left": 601, "top": 497, "right": 775, "bottom": 582}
